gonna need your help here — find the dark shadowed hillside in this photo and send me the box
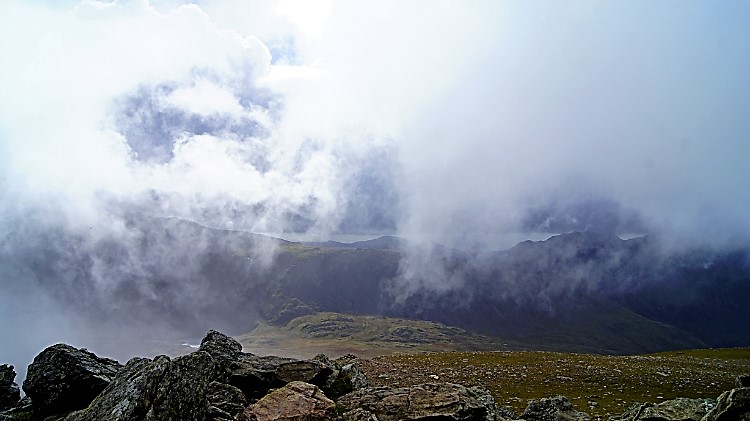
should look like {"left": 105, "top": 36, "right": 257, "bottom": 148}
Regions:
{"left": 3, "top": 216, "right": 749, "bottom": 359}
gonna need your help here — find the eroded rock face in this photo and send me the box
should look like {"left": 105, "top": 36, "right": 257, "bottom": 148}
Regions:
{"left": 521, "top": 395, "right": 590, "bottom": 421}
{"left": 0, "top": 365, "right": 20, "bottom": 411}
{"left": 702, "top": 387, "right": 750, "bottom": 421}
{"left": 66, "top": 351, "right": 215, "bottom": 421}
{"left": 22, "top": 344, "right": 122, "bottom": 417}
{"left": 610, "top": 397, "right": 715, "bottom": 421}
{"left": 337, "top": 382, "right": 498, "bottom": 421}
{"left": 243, "top": 381, "right": 335, "bottom": 421}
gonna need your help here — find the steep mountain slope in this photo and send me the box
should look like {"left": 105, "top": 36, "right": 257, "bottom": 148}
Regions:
{"left": 4, "top": 216, "right": 748, "bottom": 358}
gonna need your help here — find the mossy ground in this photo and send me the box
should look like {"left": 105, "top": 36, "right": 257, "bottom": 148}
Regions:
{"left": 160, "top": 312, "right": 750, "bottom": 419}
{"left": 229, "top": 312, "right": 750, "bottom": 418}
{"left": 360, "top": 348, "right": 750, "bottom": 419}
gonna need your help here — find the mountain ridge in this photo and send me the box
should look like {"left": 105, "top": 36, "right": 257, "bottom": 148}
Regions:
{"left": 3, "top": 215, "right": 749, "bottom": 363}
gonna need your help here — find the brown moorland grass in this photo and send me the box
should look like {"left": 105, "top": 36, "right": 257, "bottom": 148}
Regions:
{"left": 357, "top": 348, "right": 750, "bottom": 419}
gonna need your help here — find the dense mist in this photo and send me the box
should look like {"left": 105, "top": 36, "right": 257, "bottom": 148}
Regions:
{"left": 1, "top": 1, "right": 749, "bottom": 379}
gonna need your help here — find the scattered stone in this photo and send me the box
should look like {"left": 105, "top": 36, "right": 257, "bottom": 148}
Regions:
{"left": 337, "top": 382, "right": 498, "bottom": 420}
{"left": 0, "top": 365, "right": 20, "bottom": 411}
{"left": 610, "top": 397, "right": 714, "bottom": 420}
{"left": 702, "top": 387, "right": 750, "bottom": 421}
{"left": 521, "top": 395, "right": 590, "bottom": 421}
{"left": 22, "top": 344, "right": 122, "bottom": 418}
{"left": 243, "top": 381, "right": 335, "bottom": 421}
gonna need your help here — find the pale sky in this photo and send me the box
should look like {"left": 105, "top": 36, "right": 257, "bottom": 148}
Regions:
{"left": 1, "top": 0, "right": 749, "bottom": 248}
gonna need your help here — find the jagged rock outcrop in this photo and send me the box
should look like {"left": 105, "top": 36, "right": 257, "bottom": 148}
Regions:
{"left": 702, "top": 387, "right": 750, "bottom": 421}
{"left": 610, "top": 397, "right": 715, "bottom": 421}
{"left": 521, "top": 395, "right": 590, "bottom": 421}
{"left": 30, "top": 329, "right": 745, "bottom": 421}
{"left": 336, "top": 382, "right": 498, "bottom": 420}
{"left": 66, "top": 351, "right": 215, "bottom": 421}
{"left": 0, "top": 365, "right": 20, "bottom": 411}
{"left": 199, "top": 330, "right": 243, "bottom": 382}
{"left": 26, "top": 329, "right": 370, "bottom": 420}
{"left": 22, "top": 343, "right": 122, "bottom": 417}
{"left": 243, "top": 381, "right": 336, "bottom": 421}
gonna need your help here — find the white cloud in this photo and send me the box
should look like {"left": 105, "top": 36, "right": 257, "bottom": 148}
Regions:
{"left": 164, "top": 78, "right": 245, "bottom": 118}
{"left": 1, "top": 0, "right": 749, "bottom": 381}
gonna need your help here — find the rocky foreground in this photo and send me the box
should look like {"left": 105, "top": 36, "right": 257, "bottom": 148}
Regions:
{"left": 1, "top": 331, "right": 749, "bottom": 421}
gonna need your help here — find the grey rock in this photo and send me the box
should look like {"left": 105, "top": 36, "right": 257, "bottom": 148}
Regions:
{"left": 207, "top": 381, "right": 247, "bottom": 421}
{"left": 337, "top": 382, "right": 498, "bottom": 420}
{"left": 0, "top": 396, "right": 32, "bottom": 419}
{"left": 0, "top": 365, "right": 20, "bottom": 410}
{"left": 327, "top": 362, "right": 370, "bottom": 399}
{"left": 22, "top": 344, "right": 122, "bottom": 418}
{"left": 337, "top": 408, "right": 379, "bottom": 421}
{"left": 243, "top": 381, "right": 335, "bottom": 421}
{"left": 66, "top": 351, "right": 215, "bottom": 421}
{"left": 66, "top": 356, "right": 171, "bottom": 421}
{"left": 702, "top": 387, "right": 750, "bottom": 421}
{"left": 151, "top": 351, "right": 215, "bottom": 420}
{"left": 496, "top": 405, "right": 519, "bottom": 420}
{"left": 199, "top": 330, "right": 243, "bottom": 382}
{"left": 611, "top": 397, "right": 715, "bottom": 421}
{"left": 521, "top": 395, "right": 590, "bottom": 421}
{"left": 228, "top": 353, "right": 334, "bottom": 401}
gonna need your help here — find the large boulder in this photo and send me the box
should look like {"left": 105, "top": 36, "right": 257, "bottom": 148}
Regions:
{"left": 702, "top": 387, "right": 750, "bottom": 421}
{"left": 521, "top": 395, "right": 590, "bottom": 421}
{"left": 737, "top": 375, "right": 750, "bottom": 388}
{"left": 611, "top": 398, "right": 715, "bottom": 421}
{"left": 336, "top": 382, "right": 498, "bottom": 420}
{"left": 243, "top": 381, "right": 336, "bottom": 421}
{"left": 66, "top": 351, "right": 215, "bottom": 421}
{"left": 0, "top": 365, "right": 20, "bottom": 411}
{"left": 228, "top": 354, "right": 334, "bottom": 401}
{"left": 23, "top": 344, "right": 122, "bottom": 417}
